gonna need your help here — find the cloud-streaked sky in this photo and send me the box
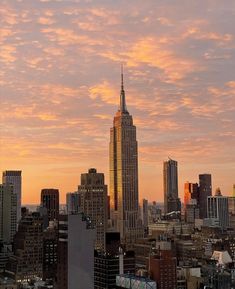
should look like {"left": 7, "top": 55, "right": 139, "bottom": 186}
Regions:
{"left": 0, "top": 0, "right": 235, "bottom": 204}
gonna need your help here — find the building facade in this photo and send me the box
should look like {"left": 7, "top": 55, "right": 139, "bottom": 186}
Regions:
{"left": 57, "top": 213, "right": 95, "bottom": 289}
{"left": 199, "top": 174, "right": 212, "bottom": 219}
{"left": 0, "top": 184, "right": 17, "bottom": 243}
{"left": 6, "top": 212, "right": 43, "bottom": 282}
{"left": 207, "top": 195, "right": 229, "bottom": 230}
{"left": 41, "top": 189, "right": 59, "bottom": 222}
{"left": 163, "top": 159, "right": 180, "bottom": 214}
{"left": 2, "top": 171, "right": 22, "bottom": 224}
{"left": 78, "top": 168, "right": 107, "bottom": 252}
{"left": 109, "top": 72, "right": 142, "bottom": 244}
{"left": 66, "top": 192, "right": 80, "bottom": 214}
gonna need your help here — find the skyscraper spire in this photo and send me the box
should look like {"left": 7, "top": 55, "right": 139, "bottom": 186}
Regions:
{"left": 120, "top": 64, "right": 128, "bottom": 113}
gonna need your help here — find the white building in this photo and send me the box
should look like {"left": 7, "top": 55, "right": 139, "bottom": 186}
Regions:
{"left": 0, "top": 184, "right": 17, "bottom": 243}
{"left": 207, "top": 194, "right": 229, "bottom": 230}
{"left": 2, "top": 171, "right": 22, "bottom": 224}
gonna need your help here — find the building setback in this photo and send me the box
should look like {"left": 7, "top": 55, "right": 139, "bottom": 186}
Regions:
{"left": 109, "top": 70, "right": 143, "bottom": 244}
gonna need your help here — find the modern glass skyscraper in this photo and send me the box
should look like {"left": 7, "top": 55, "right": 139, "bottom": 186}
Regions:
{"left": 163, "top": 158, "right": 181, "bottom": 214}
{"left": 109, "top": 70, "right": 142, "bottom": 244}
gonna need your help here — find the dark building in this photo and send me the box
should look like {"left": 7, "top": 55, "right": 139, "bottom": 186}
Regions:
{"left": 6, "top": 212, "right": 43, "bottom": 281}
{"left": 199, "top": 174, "right": 212, "bottom": 219}
{"left": 94, "top": 251, "right": 135, "bottom": 289}
{"left": 43, "top": 226, "right": 58, "bottom": 281}
{"left": 163, "top": 159, "right": 181, "bottom": 214}
{"left": 57, "top": 215, "right": 68, "bottom": 289}
{"left": 105, "top": 232, "right": 121, "bottom": 256}
{"left": 149, "top": 250, "right": 177, "bottom": 289}
{"left": 41, "top": 189, "right": 59, "bottom": 222}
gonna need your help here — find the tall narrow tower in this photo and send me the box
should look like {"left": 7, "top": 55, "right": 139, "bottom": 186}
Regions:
{"left": 109, "top": 69, "right": 142, "bottom": 244}
{"left": 163, "top": 158, "right": 181, "bottom": 214}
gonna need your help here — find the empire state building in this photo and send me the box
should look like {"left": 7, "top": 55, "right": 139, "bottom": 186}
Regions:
{"left": 109, "top": 71, "right": 142, "bottom": 244}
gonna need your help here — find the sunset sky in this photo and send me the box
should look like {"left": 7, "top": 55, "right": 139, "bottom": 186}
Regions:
{"left": 0, "top": 0, "right": 235, "bottom": 204}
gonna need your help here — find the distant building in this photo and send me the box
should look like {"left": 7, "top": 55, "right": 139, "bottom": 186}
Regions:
{"left": 57, "top": 213, "right": 95, "bottom": 289}
{"left": 163, "top": 159, "right": 181, "bottom": 214}
{"left": 2, "top": 171, "right": 22, "bottom": 224}
{"left": 0, "top": 184, "right": 17, "bottom": 243}
{"left": 207, "top": 192, "right": 229, "bottom": 230}
{"left": 142, "top": 199, "right": 149, "bottom": 232}
{"left": 184, "top": 182, "right": 199, "bottom": 208}
{"left": 185, "top": 199, "right": 200, "bottom": 224}
{"left": 78, "top": 168, "right": 107, "bottom": 252}
{"left": 233, "top": 184, "right": 235, "bottom": 197}
{"left": 199, "top": 174, "right": 212, "bottom": 219}
{"left": 66, "top": 192, "right": 80, "bottom": 214}
{"left": 41, "top": 189, "right": 59, "bottom": 222}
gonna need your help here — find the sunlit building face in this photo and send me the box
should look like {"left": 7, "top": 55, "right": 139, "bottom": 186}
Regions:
{"left": 109, "top": 71, "right": 142, "bottom": 244}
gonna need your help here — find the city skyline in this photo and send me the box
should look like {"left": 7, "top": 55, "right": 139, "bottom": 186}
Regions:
{"left": 1, "top": 0, "right": 235, "bottom": 204}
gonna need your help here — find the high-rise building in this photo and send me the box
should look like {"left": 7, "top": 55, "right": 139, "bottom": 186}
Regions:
{"left": 0, "top": 184, "right": 17, "bottom": 243}
{"left": 78, "top": 168, "right": 107, "bottom": 252}
{"left": 2, "top": 171, "right": 22, "bottom": 224}
{"left": 199, "top": 174, "right": 212, "bottom": 219}
{"left": 163, "top": 159, "right": 181, "bottom": 214}
{"left": 66, "top": 192, "right": 80, "bottom": 214}
{"left": 207, "top": 191, "right": 229, "bottom": 230}
{"left": 233, "top": 184, "right": 235, "bottom": 197}
{"left": 43, "top": 226, "right": 58, "bottom": 281}
{"left": 142, "top": 199, "right": 148, "bottom": 232}
{"left": 57, "top": 213, "right": 95, "bottom": 289}
{"left": 41, "top": 188, "right": 59, "bottom": 222}
{"left": 6, "top": 212, "right": 43, "bottom": 281}
{"left": 109, "top": 70, "right": 142, "bottom": 244}
{"left": 184, "top": 182, "right": 199, "bottom": 208}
